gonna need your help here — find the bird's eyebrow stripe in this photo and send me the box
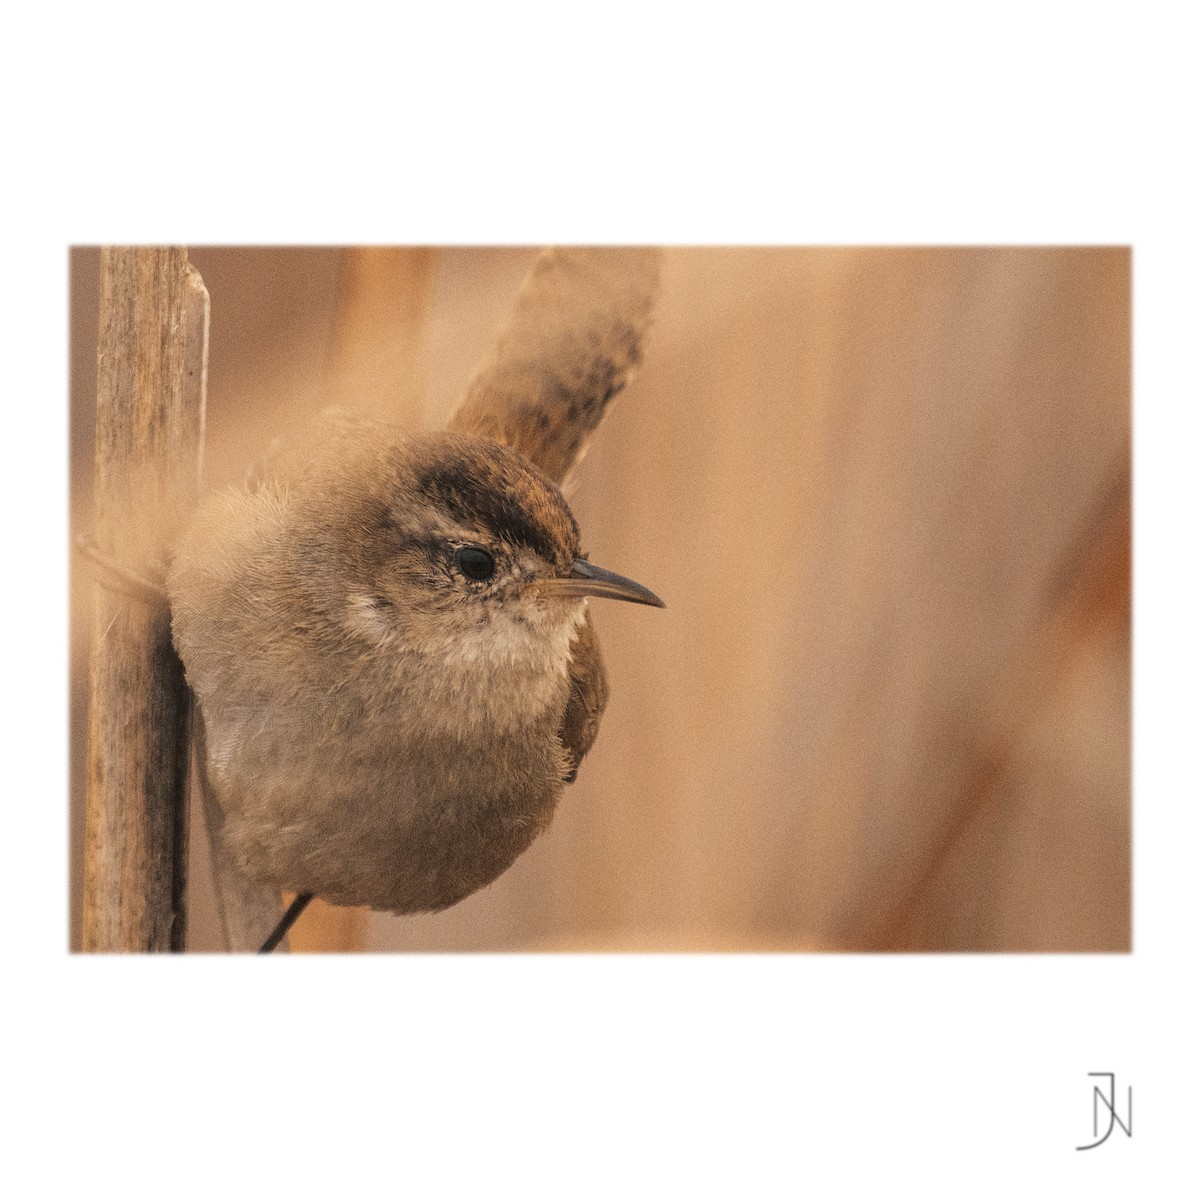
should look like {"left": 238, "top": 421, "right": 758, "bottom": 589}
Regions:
{"left": 416, "top": 459, "right": 576, "bottom": 565}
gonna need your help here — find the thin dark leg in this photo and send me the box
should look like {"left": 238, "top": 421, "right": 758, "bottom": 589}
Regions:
{"left": 259, "top": 892, "right": 314, "bottom": 954}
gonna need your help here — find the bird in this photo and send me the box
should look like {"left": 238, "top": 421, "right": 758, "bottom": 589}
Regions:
{"left": 166, "top": 247, "right": 664, "bottom": 950}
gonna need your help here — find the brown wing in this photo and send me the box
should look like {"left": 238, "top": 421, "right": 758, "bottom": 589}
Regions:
{"left": 558, "top": 610, "right": 610, "bottom": 783}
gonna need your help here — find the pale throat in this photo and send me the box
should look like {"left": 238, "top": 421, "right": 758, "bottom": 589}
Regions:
{"left": 434, "top": 599, "right": 588, "bottom": 732}
{"left": 345, "top": 591, "right": 588, "bottom": 734}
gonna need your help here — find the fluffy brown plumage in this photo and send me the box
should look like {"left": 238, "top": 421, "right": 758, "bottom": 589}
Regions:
{"left": 172, "top": 247, "right": 663, "bottom": 938}
{"left": 169, "top": 413, "right": 656, "bottom": 913}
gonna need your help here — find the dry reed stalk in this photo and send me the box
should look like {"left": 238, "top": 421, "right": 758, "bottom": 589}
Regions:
{"left": 82, "top": 247, "right": 208, "bottom": 952}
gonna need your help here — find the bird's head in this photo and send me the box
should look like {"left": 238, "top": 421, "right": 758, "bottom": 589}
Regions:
{"left": 327, "top": 432, "right": 663, "bottom": 676}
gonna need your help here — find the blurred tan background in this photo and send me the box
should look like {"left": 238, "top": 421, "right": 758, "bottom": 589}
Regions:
{"left": 69, "top": 246, "right": 1130, "bottom": 952}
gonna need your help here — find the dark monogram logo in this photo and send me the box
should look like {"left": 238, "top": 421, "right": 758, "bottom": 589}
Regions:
{"left": 1076, "top": 1072, "right": 1132, "bottom": 1150}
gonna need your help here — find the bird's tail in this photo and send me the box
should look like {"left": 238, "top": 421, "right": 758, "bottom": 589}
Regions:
{"left": 447, "top": 247, "right": 662, "bottom": 489}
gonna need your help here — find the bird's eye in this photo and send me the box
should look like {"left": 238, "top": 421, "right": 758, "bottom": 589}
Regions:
{"left": 455, "top": 546, "right": 496, "bottom": 582}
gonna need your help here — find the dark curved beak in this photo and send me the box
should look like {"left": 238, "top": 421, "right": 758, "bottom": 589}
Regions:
{"left": 536, "top": 558, "right": 666, "bottom": 608}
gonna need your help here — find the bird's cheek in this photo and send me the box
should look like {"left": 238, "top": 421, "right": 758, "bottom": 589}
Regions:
{"left": 343, "top": 593, "right": 396, "bottom": 643}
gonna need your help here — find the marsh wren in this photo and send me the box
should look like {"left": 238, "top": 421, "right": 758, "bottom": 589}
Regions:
{"left": 165, "top": 248, "right": 663, "bottom": 948}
